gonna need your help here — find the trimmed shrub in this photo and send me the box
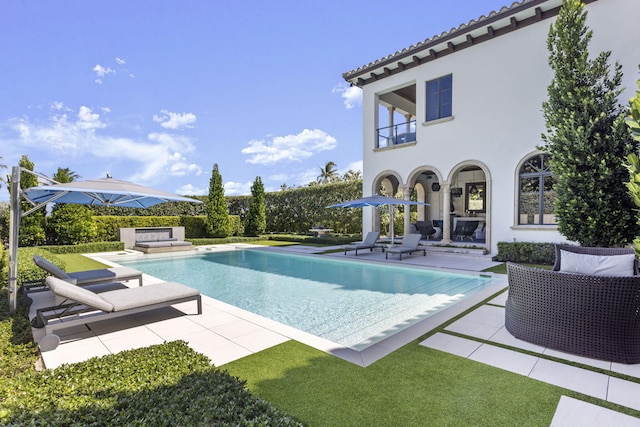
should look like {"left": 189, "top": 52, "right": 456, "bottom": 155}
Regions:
{"left": 0, "top": 341, "right": 303, "bottom": 426}
{"left": 494, "top": 241, "right": 556, "bottom": 264}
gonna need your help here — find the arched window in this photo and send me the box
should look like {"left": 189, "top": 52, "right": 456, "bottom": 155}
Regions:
{"left": 518, "top": 153, "right": 557, "bottom": 225}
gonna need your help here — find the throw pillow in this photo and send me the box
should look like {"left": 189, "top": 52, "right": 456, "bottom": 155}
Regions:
{"left": 560, "top": 250, "right": 636, "bottom": 276}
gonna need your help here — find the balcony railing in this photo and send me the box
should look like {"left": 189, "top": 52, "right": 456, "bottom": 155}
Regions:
{"left": 377, "top": 120, "right": 416, "bottom": 148}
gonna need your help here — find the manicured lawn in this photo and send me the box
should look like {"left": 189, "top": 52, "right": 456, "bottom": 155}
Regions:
{"left": 223, "top": 339, "right": 567, "bottom": 426}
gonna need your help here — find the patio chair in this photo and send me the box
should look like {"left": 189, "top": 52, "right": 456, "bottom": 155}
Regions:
{"left": 385, "top": 233, "right": 426, "bottom": 260}
{"left": 453, "top": 220, "right": 479, "bottom": 241}
{"left": 413, "top": 221, "right": 437, "bottom": 239}
{"left": 344, "top": 231, "right": 381, "bottom": 255}
{"left": 33, "top": 276, "right": 202, "bottom": 339}
{"left": 33, "top": 255, "right": 143, "bottom": 287}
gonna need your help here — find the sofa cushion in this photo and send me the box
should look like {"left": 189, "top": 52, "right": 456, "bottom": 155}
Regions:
{"left": 560, "top": 250, "right": 636, "bottom": 276}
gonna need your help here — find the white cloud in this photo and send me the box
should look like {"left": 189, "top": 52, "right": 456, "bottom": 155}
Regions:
{"left": 224, "top": 181, "right": 252, "bottom": 196}
{"left": 242, "top": 129, "right": 337, "bottom": 165}
{"left": 2, "top": 106, "right": 202, "bottom": 184}
{"left": 92, "top": 58, "right": 135, "bottom": 83}
{"left": 77, "top": 106, "right": 106, "bottom": 130}
{"left": 92, "top": 64, "right": 115, "bottom": 84}
{"left": 153, "top": 109, "right": 197, "bottom": 130}
{"left": 344, "top": 160, "right": 363, "bottom": 174}
{"left": 175, "top": 183, "right": 207, "bottom": 196}
{"left": 332, "top": 82, "right": 362, "bottom": 110}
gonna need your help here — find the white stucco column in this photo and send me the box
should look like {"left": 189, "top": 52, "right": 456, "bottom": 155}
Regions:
{"left": 405, "top": 114, "right": 412, "bottom": 132}
{"left": 442, "top": 183, "right": 452, "bottom": 244}
{"left": 388, "top": 107, "right": 395, "bottom": 142}
{"left": 402, "top": 186, "right": 412, "bottom": 237}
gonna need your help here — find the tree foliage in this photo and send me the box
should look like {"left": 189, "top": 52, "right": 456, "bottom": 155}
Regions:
{"left": 47, "top": 167, "right": 97, "bottom": 245}
{"left": 244, "top": 176, "right": 266, "bottom": 237}
{"left": 317, "top": 161, "right": 339, "bottom": 184}
{"left": 206, "top": 164, "right": 231, "bottom": 237}
{"left": 625, "top": 72, "right": 640, "bottom": 258}
{"left": 14, "top": 156, "right": 46, "bottom": 246}
{"left": 541, "top": 0, "right": 637, "bottom": 247}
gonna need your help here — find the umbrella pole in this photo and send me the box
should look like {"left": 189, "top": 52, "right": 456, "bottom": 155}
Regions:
{"left": 8, "top": 166, "right": 21, "bottom": 313}
{"left": 390, "top": 205, "right": 395, "bottom": 245}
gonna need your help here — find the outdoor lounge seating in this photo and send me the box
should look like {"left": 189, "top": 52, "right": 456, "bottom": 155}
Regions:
{"left": 413, "top": 221, "right": 437, "bottom": 239}
{"left": 33, "top": 276, "right": 202, "bottom": 338}
{"left": 385, "top": 233, "right": 426, "bottom": 260}
{"left": 453, "top": 220, "right": 479, "bottom": 241}
{"left": 505, "top": 245, "right": 640, "bottom": 363}
{"left": 119, "top": 227, "right": 194, "bottom": 253}
{"left": 33, "top": 255, "right": 143, "bottom": 287}
{"left": 343, "top": 231, "right": 381, "bottom": 255}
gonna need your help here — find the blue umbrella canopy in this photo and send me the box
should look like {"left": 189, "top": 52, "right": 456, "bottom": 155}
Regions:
{"left": 327, "top": 194, "right": 428, "bottom": 209}
{"left": 22, "top": 176, "right": 201, "bottom": 209}
{"left": 328, "top": 195, "right": 429, "bottom": 245}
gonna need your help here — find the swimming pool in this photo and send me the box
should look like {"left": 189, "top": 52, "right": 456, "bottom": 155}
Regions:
{"left": 118, "top": 249, "right": 496, "bottom": 350}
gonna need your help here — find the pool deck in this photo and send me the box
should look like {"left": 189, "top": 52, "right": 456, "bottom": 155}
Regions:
{"left": 28, "top": 244, "right": 640, "bottom": 425}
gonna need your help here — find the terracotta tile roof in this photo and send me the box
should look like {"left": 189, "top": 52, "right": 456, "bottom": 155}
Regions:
{"left": 342, "top": 0, "right": 578, "bottom": 86}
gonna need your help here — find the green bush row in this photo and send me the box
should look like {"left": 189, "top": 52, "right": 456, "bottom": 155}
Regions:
{"left": 0, "top": 339, "right": 304, "bottom": 426}
{"left": 494, "top": 241, "right": 557, "bottom": 264}
{"left": 0, "top": 247, "right": 66, "bottom": 287}
{"left": 92, "top": 215, "right": 243, "bottom": 241}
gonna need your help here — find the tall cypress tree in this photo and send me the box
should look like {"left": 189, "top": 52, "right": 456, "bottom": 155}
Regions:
{"left": 541, "top": 0, "right": 637, "bottom": 247}
{"left": 244, "top": 176, "right": 266, "bottom": 237}
{"left": 206, "top": 164, "right": 230, "bottom": 237}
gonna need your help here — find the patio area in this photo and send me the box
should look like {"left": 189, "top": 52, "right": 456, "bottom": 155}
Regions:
{"left": 28, "top": 243, "right": 640, "bottom": 425}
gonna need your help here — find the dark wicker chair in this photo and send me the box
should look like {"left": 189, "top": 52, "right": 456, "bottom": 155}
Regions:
{"left": 413, "top": 221, "right": 436, "bottom": 239}
{"left": 505, "top": 259, "right": 640, "bottom": 364}
{"left": 453, "top": 220, "right": 478, "bottom": 241}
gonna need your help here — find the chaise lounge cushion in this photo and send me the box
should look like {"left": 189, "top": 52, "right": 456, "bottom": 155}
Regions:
{"left": 33, "top": 254, "right": 143, "bottom": 286}
{"left": 559, "top": 250, "right": 636, "bottom": 277}
{"left": 46, "top": 276, "right": 200, "bottom": 312}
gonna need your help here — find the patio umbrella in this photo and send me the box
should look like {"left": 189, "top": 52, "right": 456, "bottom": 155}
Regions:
{"left": 22, "top": 176, "right": 200, "bottom": 208}
{"left": 7, "top": 168, "right": 202, "bottom": 312}
{"left": 327, "top": 194, "right": 429, "bottom": 245}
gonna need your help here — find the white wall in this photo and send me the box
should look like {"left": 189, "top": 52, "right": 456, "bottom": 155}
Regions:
{"left": 360, "top": 0, "right": 640, "bottom": 253}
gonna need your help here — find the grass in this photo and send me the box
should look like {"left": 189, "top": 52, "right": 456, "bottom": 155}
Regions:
{"left": 223, "top": 340, "right": 565, "bottom": 426}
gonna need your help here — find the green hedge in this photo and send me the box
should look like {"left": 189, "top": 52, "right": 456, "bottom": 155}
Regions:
{"left": 43, "top": 241, "right": 124, "bottom": 254}
{"left": 92, "top": 215, "right": 238, "bottom": 241}
{"left": 0, "top": 340, "right": 304, "bottom": 426}
{"left": 494, "top": 241, "right": 557, "bottom": 264}
{"left": 0, "top": 247, "right": 66, "bottom": 288}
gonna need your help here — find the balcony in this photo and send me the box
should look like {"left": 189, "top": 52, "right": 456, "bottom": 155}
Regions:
{"left": 377, "top": 120, "right": 416, "bottom": 148}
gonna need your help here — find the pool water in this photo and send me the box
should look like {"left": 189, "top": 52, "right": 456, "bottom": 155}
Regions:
{"left": 118, "top": 250, "right": 495, "bottom": 350}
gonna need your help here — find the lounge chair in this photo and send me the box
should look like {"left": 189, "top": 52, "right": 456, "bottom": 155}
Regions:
{"left": 33, "top": 276, "right": 202, "bottom": 337}
{"left": 385, "top": 233, "right": 426, "bottom": 260}
{"left": 344, "top": 231, "right": 381, "bottom": 255}
{"left": 33, "top": 255, "right": 143, "bottom": 287}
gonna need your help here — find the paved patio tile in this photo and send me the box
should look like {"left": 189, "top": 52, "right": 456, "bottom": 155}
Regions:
{"left": 543, "top": 347, "right": 612, "bottom": 371}
{"left": 420, "top": 333, "right": 482, "bottom": 358}
{"left": 529, "top": 358, "right": 609, "bottom": 400}
{"left": 489, "top": 326, "right": 547, "bottom": 353}
{"left": 607, "top": 377, "right": 640, "bottom": 412}
{"left": 551, "top": 396, "right": 640, "bottom": 427}
{"left": 99, "top": 326, "right": 165, "bottom": 354}
{"left": 468, "top": 342, "right": 539, "bottom": 376}
{"left": 444, "top": 304, "right": 504, "bottom": 339}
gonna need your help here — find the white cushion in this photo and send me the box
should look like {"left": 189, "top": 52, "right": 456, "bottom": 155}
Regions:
{"left": 560, "top": 250, "right": 636, "bottom": 277}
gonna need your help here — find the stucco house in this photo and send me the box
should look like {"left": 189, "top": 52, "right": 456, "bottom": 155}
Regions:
{"left": 342, "top": 0, "right": 639, "bottom": 255}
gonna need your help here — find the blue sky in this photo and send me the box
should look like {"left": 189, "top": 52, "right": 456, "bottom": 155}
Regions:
{"left": 0, "top": 0, "right": 513, "bottom": 201}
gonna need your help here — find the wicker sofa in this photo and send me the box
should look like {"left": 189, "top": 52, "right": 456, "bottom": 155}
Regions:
{"left": 505, "top": 245, "right": 640, "bottom": 364}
